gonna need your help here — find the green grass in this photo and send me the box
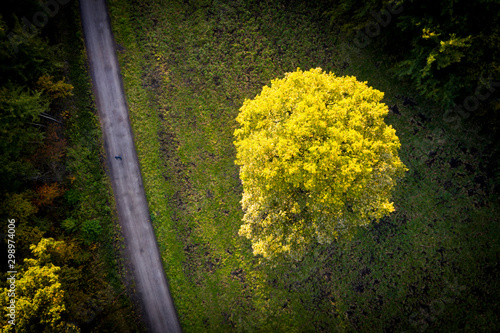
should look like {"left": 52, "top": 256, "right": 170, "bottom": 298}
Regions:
{"left": 108, "top": 0, "right": 499, "bottom": 331}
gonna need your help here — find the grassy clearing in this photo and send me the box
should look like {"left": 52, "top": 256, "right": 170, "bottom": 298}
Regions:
{"left": 108, "top": 0, "right": 499, "bottom": 331}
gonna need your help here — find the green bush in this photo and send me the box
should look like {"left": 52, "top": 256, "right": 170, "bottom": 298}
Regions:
{"left": 81, "top": 219, "right": 102, "bottom": 243}
{"left": 64, "top": 189, "right": 81, "bottom": 206}
{"left": 61, "top": 217, "right": 78, "bottom": 234}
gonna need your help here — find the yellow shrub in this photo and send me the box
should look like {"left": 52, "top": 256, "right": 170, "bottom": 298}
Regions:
{"left": 36, "top": 75, "right": 73, "bottom": 100}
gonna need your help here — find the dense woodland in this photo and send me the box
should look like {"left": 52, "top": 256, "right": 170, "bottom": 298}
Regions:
{"left": 0, "top": 0, "right": 143, "bottom": 331}
{"left": 1, "top": 0, "right": 499, "bottom": 332}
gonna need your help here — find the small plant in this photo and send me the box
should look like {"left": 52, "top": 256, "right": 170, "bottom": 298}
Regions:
{"left": 81, "top": 219, "right": 103, "bottom": 244}
{"left": 64, "top": 188, "right": 81, "bottom": 206}
{"left": 61, "top": 217, "right": 78, "bottom": 234}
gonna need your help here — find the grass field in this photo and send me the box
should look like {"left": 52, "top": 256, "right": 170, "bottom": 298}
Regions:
{"left": 107, "top": 0, "right": 499, "bottom": 331}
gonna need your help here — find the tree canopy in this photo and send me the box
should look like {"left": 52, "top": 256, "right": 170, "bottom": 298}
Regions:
{"left": 324, "top": 0, "right": 500, "bottom": 114}
{"left": 0, "top": 238, "right": 80, "bottom": 333}
{"left": 234, "top": 68, "right": 407, "bottom": 260}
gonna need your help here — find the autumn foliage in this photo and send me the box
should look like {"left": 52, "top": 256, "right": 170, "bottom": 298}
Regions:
{"left": 0, "top": 238, "right": 79, "bottom": 333}
{"left": 36, "top": 75, "right": 74, "bottom": 100}
{"left": 35, "top": 183, "right": 64, "bottom": 207}
{"left": 234, "top": 68, "right": 407, "bottom": 260}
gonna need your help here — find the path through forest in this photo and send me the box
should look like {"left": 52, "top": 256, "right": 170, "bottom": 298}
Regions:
{"left": 79, "top": 0, "right": 182, "bottom": 331}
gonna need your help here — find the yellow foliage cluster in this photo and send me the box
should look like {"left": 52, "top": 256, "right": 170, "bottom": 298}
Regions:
{"left": 421, "top": 30, "right": 472, "bottom": 76}
{"left": 234, "top": 68, "right": 407, "bottom": 260}
{"left": 35, "top": 183, "right": 64, "bottom": 207}
{"left": 0, "top": 238, "right": 80, "bottom": 332}
{"left": 36, "top": 75, "right": 74, "bottom": 100}
{"left": 2, "top": 191, "right": 39, "bottom": 221}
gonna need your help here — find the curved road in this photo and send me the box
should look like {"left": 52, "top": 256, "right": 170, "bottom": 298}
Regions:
{"left": 79, "top": 0, "right": 182, "bottom": 331}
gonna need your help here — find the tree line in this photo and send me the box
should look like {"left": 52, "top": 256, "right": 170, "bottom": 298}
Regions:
{"left": 0, "top": 1, "right": 140, "bottom": 331}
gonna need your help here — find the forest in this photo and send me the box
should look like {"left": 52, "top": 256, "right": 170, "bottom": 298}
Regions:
{"left": 1, "top": 0, "right": 499, "bottom": 332}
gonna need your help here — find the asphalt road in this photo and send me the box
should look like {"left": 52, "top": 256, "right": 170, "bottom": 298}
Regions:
{"left": 79, "top": 0, "right": 182, "bottom": 331}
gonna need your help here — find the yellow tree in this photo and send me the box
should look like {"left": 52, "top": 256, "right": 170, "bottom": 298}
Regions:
{"left": 234, "top": 68, "right": 407, "bottom": 260}
{"left": 0, "top": 238, "right": 79, "bottom": 332}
